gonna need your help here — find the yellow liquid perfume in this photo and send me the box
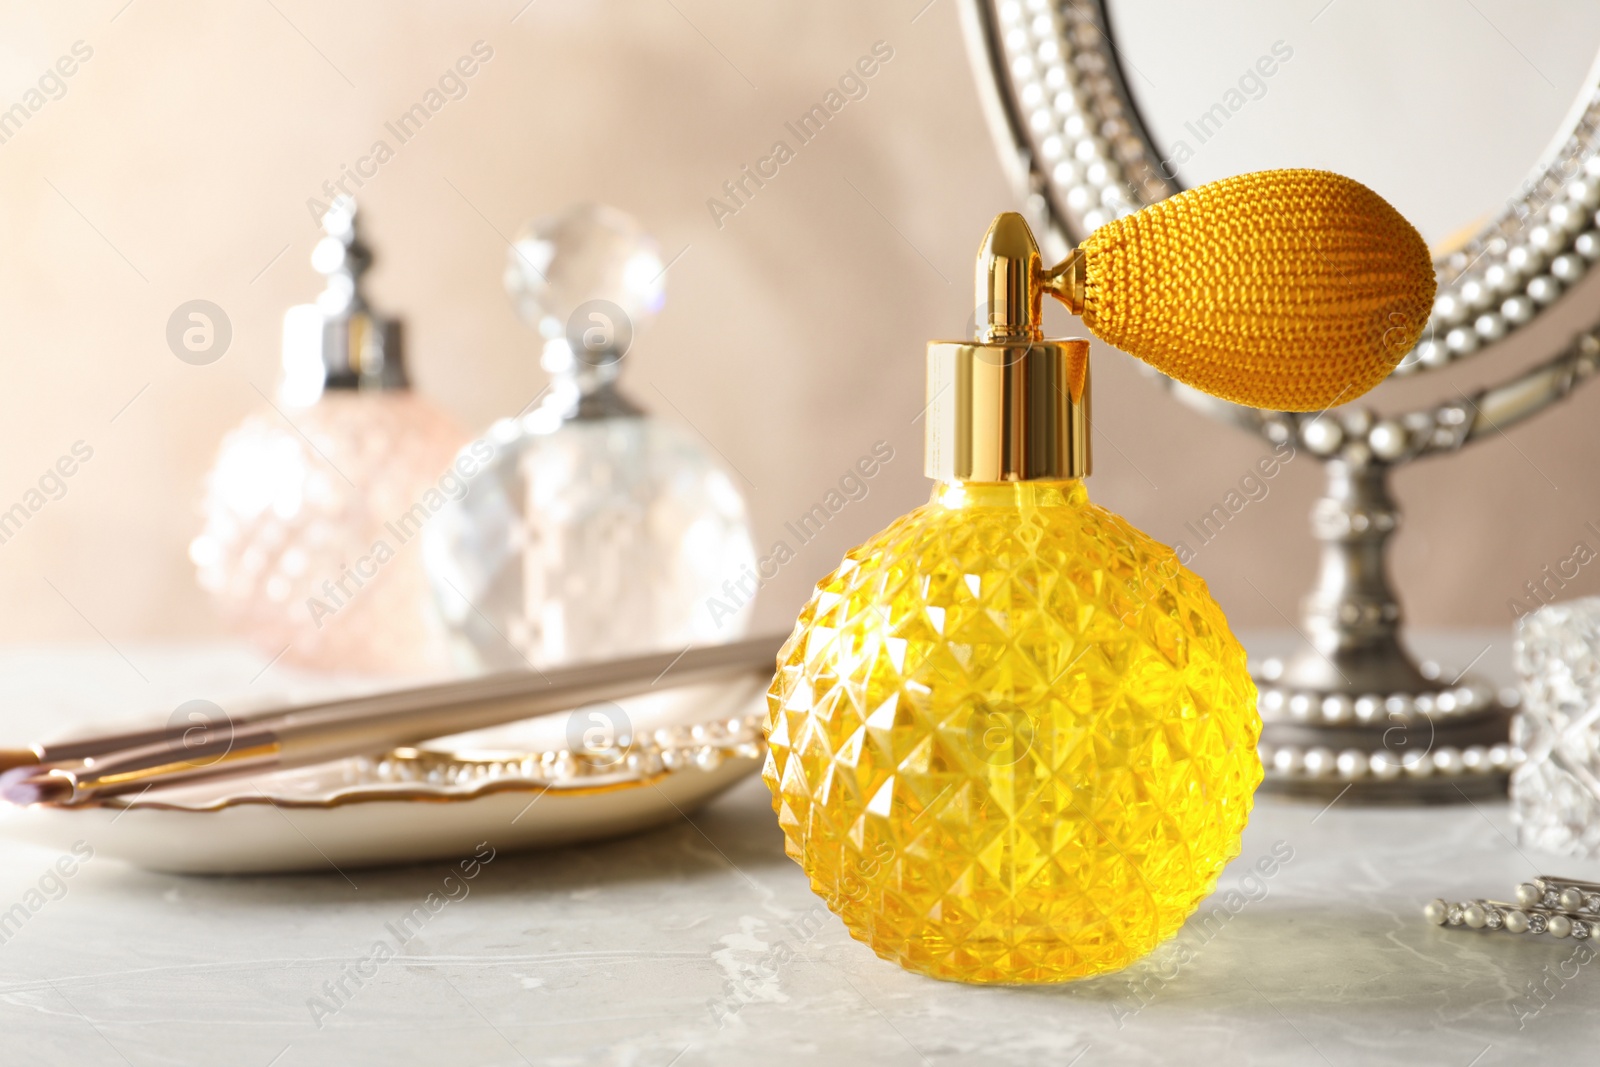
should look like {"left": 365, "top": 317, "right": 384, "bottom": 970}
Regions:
{"left": 763, "top": 172, "right": 1435, "bottom": 984}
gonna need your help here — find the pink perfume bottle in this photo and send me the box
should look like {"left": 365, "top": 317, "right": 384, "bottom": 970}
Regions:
{"left": 190, "top": 198, "right": 463, "bottom": 675}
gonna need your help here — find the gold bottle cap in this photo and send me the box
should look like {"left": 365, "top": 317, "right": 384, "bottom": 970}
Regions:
{"left": 925, "top": 213, "right": 1090, "bottom": 483}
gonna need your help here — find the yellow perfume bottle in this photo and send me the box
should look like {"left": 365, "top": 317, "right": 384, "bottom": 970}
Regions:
{"left": 764, "top": 170, "right": 1434, "bottom": 983}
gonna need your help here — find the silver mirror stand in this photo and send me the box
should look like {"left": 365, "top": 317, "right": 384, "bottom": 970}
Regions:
{"left": 962, "top": 0, "right": 1600, "bottom": 799}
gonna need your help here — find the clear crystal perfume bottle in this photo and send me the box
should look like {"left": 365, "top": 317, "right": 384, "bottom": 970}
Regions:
{"left": 424, "top": 204, "right": 757, "bottom": 671}
{"left": 190, "top": 198, "right": 463, "bottom": 675}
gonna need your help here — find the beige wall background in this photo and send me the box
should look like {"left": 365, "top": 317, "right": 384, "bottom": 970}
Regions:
{"left": 1, "top": 0, "right": 1599, "bottom": 655}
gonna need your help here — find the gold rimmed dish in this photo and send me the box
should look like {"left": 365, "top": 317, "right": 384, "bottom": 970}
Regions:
{"left": 0, "top": 677, "right": 766, "bottom": 874}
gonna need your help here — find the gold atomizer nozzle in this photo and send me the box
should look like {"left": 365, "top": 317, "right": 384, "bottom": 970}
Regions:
{"left": 926, "top": 213, "right": 1090, "bottom": 483}
{"left": 977, "top": 211, "right": 1044, "bottom": 343}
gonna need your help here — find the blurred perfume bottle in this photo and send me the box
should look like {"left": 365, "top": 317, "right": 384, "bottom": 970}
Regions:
{"left": 190, "top": 198, "right": 463, "bottom": 674}
{"left": 424, "top": 203, "right": 757, "bottom": 671}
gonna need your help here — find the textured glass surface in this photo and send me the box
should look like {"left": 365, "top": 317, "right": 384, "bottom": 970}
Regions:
{"left": 506, "top": 204, "right": 664, "bottom": 351}
{"left": 190, "top": 392, "right": 463, "bottom": 675}
{"left": 1512, "top": 597, "right": 1600, "bottom": 858}
{"left": 764, "top": 480, "right": 1261, "bottom": 984}
{"left": 425, "top": 414, "right": 757, "bottom": 671}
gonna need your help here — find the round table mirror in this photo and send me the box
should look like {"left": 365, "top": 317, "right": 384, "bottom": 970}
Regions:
{"left": 961, "top": 0, "right": 1600, "bottom": 800}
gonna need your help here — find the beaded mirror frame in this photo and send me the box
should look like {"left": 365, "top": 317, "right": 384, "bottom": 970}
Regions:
{"left": 960, "top": 0, "right": 1600, "bottom": 801}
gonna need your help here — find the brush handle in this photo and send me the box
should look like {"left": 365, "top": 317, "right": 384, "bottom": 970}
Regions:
{"left": 46, "top": 634, "right": 786, "bottom": 803}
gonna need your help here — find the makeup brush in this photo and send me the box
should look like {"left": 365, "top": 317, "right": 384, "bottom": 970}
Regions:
{"left": 1037, "top": 168, "right": 1436, "bottom": 411}
{"left": 0, "top": 716, "right": 274, "bottom": 775}
{"left": 0, "top": 633, "right": 785, "bottom": 806}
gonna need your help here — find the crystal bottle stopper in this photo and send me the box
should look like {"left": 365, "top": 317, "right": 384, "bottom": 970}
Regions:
{"left": 505, "top": 203, "right": 666, "bottom": 421}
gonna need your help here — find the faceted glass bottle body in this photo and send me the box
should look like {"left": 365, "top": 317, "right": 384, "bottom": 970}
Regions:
{"left": 425, "top": 413, "right": 757, "bottom": 671}
{"left": 764, "top": 480, "right": 1261, "bottom": 983}
{"left": 191, "top": 392, "right": 464, "bottom": 675}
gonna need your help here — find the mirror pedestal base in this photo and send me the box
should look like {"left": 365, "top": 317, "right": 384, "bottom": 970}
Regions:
{"left": 1250, "top": 459, "right": 1516, "bottom": 802}
{"left": 1255, "top": 689, "right": 1514, "bottom": 802}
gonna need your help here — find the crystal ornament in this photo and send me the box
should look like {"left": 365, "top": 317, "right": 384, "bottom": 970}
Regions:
{"left": 191, "top": 199, "right": 463, "bottom": 674}
{"left": 1512, "top": 597, "right": 1600, "bottom": 858}
{"left": 426, "top": 204, "right": 755, "bottom": 670}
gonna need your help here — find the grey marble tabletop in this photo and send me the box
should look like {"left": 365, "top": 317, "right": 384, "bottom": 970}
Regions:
{"left": 1, "top": 631, "right": 1596, "bottom": 1067}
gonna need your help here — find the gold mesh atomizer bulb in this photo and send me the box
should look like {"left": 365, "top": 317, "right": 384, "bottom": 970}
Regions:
{"left": 1053, "top": 167, "right": 1436, "bottom": 411}
{"left": 764, "top": 169, "right": 1434, "bottom": 984}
